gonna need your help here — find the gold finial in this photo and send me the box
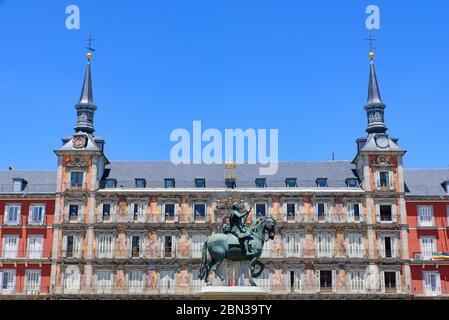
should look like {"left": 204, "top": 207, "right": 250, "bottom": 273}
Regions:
{"left": 87, "top": 52, "right": 93, "bottom": 60}
{"left": 369, "top": 52, "right": 375, "bottom": 60}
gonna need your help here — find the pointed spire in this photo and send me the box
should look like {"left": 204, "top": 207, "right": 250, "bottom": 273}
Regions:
{"left": 364, "top": 51, "right": 387, "bottom": 134}
{"left": 74, "top": 51, "right": 97, "bottom": 134}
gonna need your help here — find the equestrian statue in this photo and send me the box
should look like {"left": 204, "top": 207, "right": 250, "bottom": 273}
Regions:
{"left": 199, "top": 203, "right": 277, "bottom": 286}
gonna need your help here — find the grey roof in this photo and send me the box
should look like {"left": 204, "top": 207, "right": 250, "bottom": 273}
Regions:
{"left": 78, "top": 60, "right": 94, "bottom": 106}
{"left": 0, "top": 170, "right": 56, "bottom": 194}
{"left": 367, "top": 61, "right": 383, "bottom": 105}
{"left": 57, "top": 133, "right": 102, "bottom": 152}
{"left": 103, "top": 161, "right": 359, "bottom": 188}
{"left": 404, "top": 169, "right": 449, "bottom": 197}
{"left": 359, "top": 133, "right": 405, "bottom": 153}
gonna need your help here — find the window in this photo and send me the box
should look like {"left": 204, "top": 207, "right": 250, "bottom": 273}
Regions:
{"left": 164, "top": 204, "right": 176, "bottom": 217}
{"left": 380, "top": 205, "right": 392, "bottom": 222}
{"left": 286, "top": 203, "right": 296, "bottom": 221}
{"left": 347, "top": 234, "right": 364, "bottom": 258}
{"left": 25, "top": 270, "right": 41, "bottom": 294}
{"left": 317, "top": 233, "right": 333, "bottom": 257}
{"left": 64, "top": 266, "right": 80, "bottom": 292}
{"left": 1, "top": 270, "right": 16, "bottom": 294}
{"left": 193, "top": 203, "right": 206, "bottom": 220}
{"left": 346, "top": 178, "right": 359, "bottom": 188}
{"left": 96, "top": 270, "right": 113, "bottom": 293}
{"left": 255, "top": 178, "right": 267, "bottom": 188}
{"left": 130, "top": 203, "right": 145, "bottom": 222}
{"left": 423, "top": 271, "right": 441, "bottom": 296}
{"left": 97, "top": 234, "right": 114, "bottom": 258}
{"left": 316, "top": 178, "right": 328, "bottom": 188}
{"left": 70, "top": 171, "right": 84, "bottom": 188}
{"left": 384, "top": 271, "right": 397, "bottom": 292}
{"left": 102, "top": 203, "right": 111, "bottom": 221}
{"left": 255, "top": 203, "right": 267, "bottom": 217}
{"left": 164, "top": 236, "right": 174, "bottom": 258}
{"left": 28, "top": 235, "right": 44, "bottom": 259}
{"left": 135, "top": 178, "right": 146, "bottom": 188}
{"left": 4, "top": 205, "right": 21, "bottom": 225}
{"left": 13, "top": 179, "right": 26, "bottom": 192}
{"left": 225, "top": 178, "right": 236, "bottom": 189}
{"left": 420, "top": 237, "right": 436, "bottom": 261}
{"left": 319, "top": 270, "right": 332, "bottom": 290}
{"left": 29, "top": 205, "right": 45, "bottom": 225}
{"left": 316, "top": 203, "right": 329, "bottom": 222}
{"left": 164, "top": 178, "right": 175, "bottom": 188}
{"left": 128, "top": 270, "right": 144, "bottom": 292}
{"left": 105, "top": 179, "right": 117, "bottom": 188}
{"left": 285, "top": 178, "right": 297, "bottom": 188}
{"left": 68, "top": 204, "right": 79, "bottom": 221}
{"left": 64, "top": 235, "right": 82, "bottom": 258}
{"left": 350, "top": 270, "right": 365, "bottom": 293}
{"left": 379, "top": 171, "right": 389, "bottom": 188}
{"left": 195, "top": 178, "right": 205, "bottom": 188}
{"left": 3, "top": 235, "right": 19, "bottom": 258}
{"left": 347, "top": 203, "right": 362, "bottom": 222}
{"left": 381, "top": 236, "right": 394, "bottom": 258}
{"left": 418, "top": 206, "right": 434, "bottom": 227}
{"left": 131, "top": 235, "right": 142, "bottom": 258}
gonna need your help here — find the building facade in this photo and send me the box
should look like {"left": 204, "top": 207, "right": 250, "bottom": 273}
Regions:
{"left": 0, "top": 50, "right": 448, "bottom": 299}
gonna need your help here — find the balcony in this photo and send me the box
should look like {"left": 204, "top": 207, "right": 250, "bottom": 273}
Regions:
{"left": 62, "top": 213, "right": 86, "bottom": 224}
{"left": 412, "top": 252, "right": 449, "bottom": 264}
{"left": 377, "top": 249, "right": 401, "bottom": 260}
{"left": 0, "top": 250, "right": 52, "bottom": 261}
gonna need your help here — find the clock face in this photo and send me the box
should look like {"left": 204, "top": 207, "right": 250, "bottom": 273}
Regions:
{"left": 375, "top": 135, "right": 390, "bottom": 149}
{"left": 73, "top": 136, "right": 86, "bottom": 149}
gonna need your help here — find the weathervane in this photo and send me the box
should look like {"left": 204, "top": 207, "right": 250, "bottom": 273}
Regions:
{"left": 85, "top": 35, "right": 95, "bottom": 60}
{"left": 366, "top": 35, "right": 377, "bottom": 60}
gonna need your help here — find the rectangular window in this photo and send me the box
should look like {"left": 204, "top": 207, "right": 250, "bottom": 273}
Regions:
{"left": 420, "top": 237, "right": 436, "bottom": 261}
{"left": 380, "top": 205, "right": 392, "bottom": 222}
{"left": 418, "top": 206, "right": 434, "bottom": 227}
{"left": 383, "top": 237, "right": 393, "bottom": 258}
{"left": 164, "top": 204, "right": 175, "bottom": 217}
{"left": 65, "top": 235, "right": 82, "bottom": 258}
{"left": 193, "top": 203, "right": 206, "bottom": 221}
{"left": 1, "top": 270, "right": 16, "bottom": 294}
{"left": 255, "top": 203, "right": 267, "bottom": 217}
{"left": 131, "top": 203, "right": 145, "bottom": 222}
{"left": 286, "top": 203, "right": 295, "bottom": 221}
{"left": 384, "top": 271, "right": 397, "bottom": 292}
{"left": 135, "top": 178, "right": 146, "bottom": 188}
{"left": 70, "top": 171, "right": 84, "bottom": 188}
{"left": 28, "top": 235, "right": 44, "bottom": 259}
{"left": 195, "top": 178, "right": 205, "bottom": 188}
{"left": 131, "top": 235, "right": 142, "bottom": 258}
{"left": 5, "top": 205, "right": 21, "bottom": 225}
{"left": 29, "top": 205, "right": 45, "bottom": 225}
{"left": 25, "top": 270, "right": 41, "bottom": 294}
{"left": 319, "top": 270, "right": 332, "bottom": 290}
{"left": 317, "top": 233, "right": 332, "bottom": 257}
{"left": 128, "top": 270, "right": 144, "bottom": 293}
{"left": 346, "top": 178, "right": 359, "bottom": 188}
{"left": 3, "top": 235, "right": 19, "bottom": 258}
{"left": 285, "top": 178, "right": 297, "bottom": 188}
{"left": 64, "top": 267, "right": 80, "bottom": 291}
{"left": 96, "top": 270, "right": 113, "bottom": 293}
{"left": 105, "top": 179, "right": 117, "bottom": 188}
{"left": 316, "top": 203, "right": 328, "bottom": 222}
{"left": 97, "top": 235, "right": 114, "bottom": 258}
{"left": 13, "top": 179, "right": 25, "bottom": 192}
{"left": 102, "top": 203, "right": 111, "bottom": 221}
{"left": 350, "top": 270, "right": 365, "bottom": 293}
{"left": 347, "top": 234, "right": 364, "bottom": 258}
{"left": 225, "top": 178, "right": 236, "bottom": 189}
{"left": 164, "top": 178, "right": 175, "bottom": 188}
{"left": 379, "top": 171, "right": 389, "bottom": 188}
{"left": 255, "top": 178, "right": 267, "bottom": 188}
{"left": 316, "top": 178, "right": 328, "bottom": 188}
{"left": 347, "top": 203, "right": 362, "bottom": 222}
{"left": 68, "top": 204, "right": 79, "bottom": 221}
{"left": 164, "top": 236, "right": 174, "bottom": 258}
{"left": 423, "top": 271, "right": 441, "bottom": 296}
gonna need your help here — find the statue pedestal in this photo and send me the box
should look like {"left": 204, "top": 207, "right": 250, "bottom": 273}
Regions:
{"left": 198, "top": 286, "right": 268, "bottom": 300}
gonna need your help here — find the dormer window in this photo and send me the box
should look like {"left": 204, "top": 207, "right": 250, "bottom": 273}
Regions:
{"left": 70, "top": 172, "right": 84, "bottom": 188}
{"left": 346, "top": 178, "right": 359, "bottom": 188}
{"left": 13, "top": 178, "right": 26, "bottom": 192}
{"left": 164, "top": 178, "right": 175, "bottom": 188}
{"left": 105, "top": 179, "right": 117, "bottom": 189}
{"left": 135, "top": 179, "right": 146, "bottom": 188}
{"left": 444, "top": 181, "right": 449, "bottom": 195}
{"left": 316, "top": 178, "right": 328, "bottom": 188}
{"left": 255, "top": 178, "right": 267, "bottom": 188}
{"left": 225, "top": 178, "right": 236, "bottom": 189}
{"left": 285, "top": 178, "right": 297, "bottom": 188}
{"left": 195, "top": 178, "right": 206, "bottom": 188}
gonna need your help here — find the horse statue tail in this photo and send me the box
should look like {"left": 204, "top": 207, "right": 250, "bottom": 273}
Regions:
{"left": 198, "top": 239, "right": 208, "bottom": 280}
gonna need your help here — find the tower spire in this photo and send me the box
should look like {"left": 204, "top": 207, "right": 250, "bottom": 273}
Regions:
{"left": 364, "top": 36, "right": 387, "bottom": 134}
{"left": 74, "top": 36, "right": 97, "bottom": 134}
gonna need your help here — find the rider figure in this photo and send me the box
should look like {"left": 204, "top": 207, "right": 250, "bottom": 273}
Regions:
{"left": 225, "top": 203, "right": 253, "bottom": 257}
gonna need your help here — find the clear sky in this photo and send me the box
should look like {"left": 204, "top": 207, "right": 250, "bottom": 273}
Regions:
{"left": 0, "top": 0, "right": 448, "bottom": 170}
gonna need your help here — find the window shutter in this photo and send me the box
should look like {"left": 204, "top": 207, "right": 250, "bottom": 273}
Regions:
{"left": 395, "top": 271, "right": 401, "bottom": 293}
{"left": 380, "top": 271, "right": 385, "bottom": 293}
{"left": 376, "top": 204, "right": 380, "bottom": 223}
{"left": 172, "top": 236, "right": 177, "bottom": 258}
{"left": 62, "top": 236, "right": 67, "bottom": 258}
{"left": 332, "top": 269, "right": 337, "bottom": 293}
{"left": 375, "top": 171, "right": 380, "bottom": 189}
{"left": 0, "top": 270, "right": 3, "bottom": 293}
{"left": 392, "top": 204, "right": 398, "bottom": 223}
{"left": 347, "top": 204, "right": 353, "bottom": 222}
{"left": 4, "top": 206, "right": 8, "bottom": 224}
{"left": 174, "top": 204, "right": 179, "bottom": 223}
{"left": 283, "top": 203, "right": 287, "bottom": 222}
{"left": 389, "top": 171, "right": 394, "bottom": 190}
{"left": 160, "top": 235, "right": 165, "bottom": 258}
{"left": 28, "top": 206, "right": 32, "bottom": 224}
{"left": 315, "top": 270, "right": 320, "bottom": 293}
{"left": 17, "top": 206, "right": 21, "bottom": 224}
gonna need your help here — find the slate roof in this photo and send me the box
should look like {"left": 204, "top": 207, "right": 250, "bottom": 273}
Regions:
{"left": 0, "top": 170, "right": 56, "bottom": 194}
{"left": 404, "top": 169, "right": 449, "bottom": 197}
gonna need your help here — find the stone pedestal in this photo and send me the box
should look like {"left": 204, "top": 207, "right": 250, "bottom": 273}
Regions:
{"left": 198, "top": 286, "right": 268, "bottom": 300}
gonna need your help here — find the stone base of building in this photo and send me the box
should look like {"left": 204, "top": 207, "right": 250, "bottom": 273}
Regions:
{"left": 197, "top": 286, "right": 269, "bottom": 300}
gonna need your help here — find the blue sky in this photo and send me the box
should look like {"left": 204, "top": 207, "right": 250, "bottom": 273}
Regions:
{"left": 0, "top": 0, "right": 447, "bottom": 169}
